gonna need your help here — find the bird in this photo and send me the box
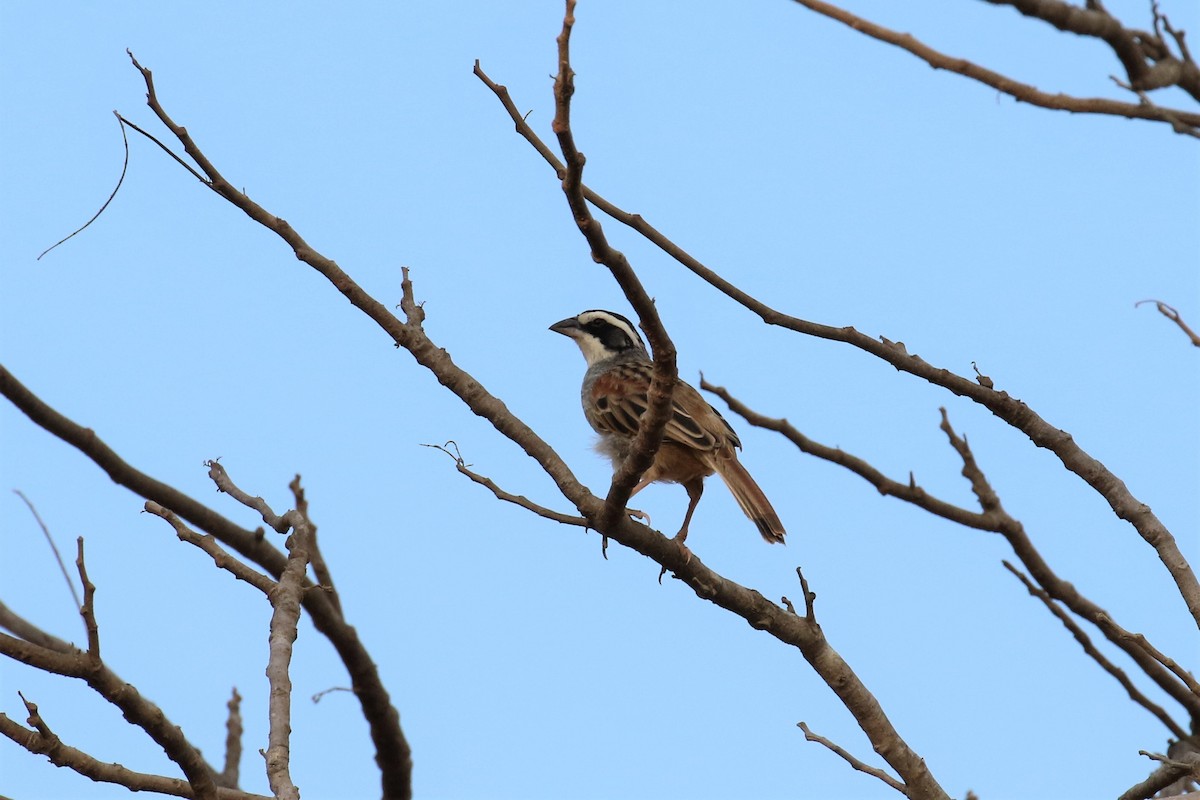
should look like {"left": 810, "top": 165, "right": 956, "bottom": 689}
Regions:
{"left": 550, "top": 309, "right": 786, "bottom": 545}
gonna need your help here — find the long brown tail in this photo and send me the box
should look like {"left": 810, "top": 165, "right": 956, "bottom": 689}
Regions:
{"left": 713, "top": 455, "right": 786, "bottom": 544}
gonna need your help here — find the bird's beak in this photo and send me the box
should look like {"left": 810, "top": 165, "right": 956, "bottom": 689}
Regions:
{"left": 549, "top": 317, "right": 581, "bottom": 337}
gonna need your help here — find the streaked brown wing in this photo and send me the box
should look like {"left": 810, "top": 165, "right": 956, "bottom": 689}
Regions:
{"left": 588, "top": 363, "right": 723, "bottom": 451}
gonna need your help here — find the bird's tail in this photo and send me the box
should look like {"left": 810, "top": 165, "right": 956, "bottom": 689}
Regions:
{"left": 713, "top": 455, "right": 786, "bottom": 544}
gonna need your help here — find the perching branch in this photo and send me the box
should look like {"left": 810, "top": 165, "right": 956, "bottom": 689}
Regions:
{"left": 551, "top": 0, "right": 677, "bottom": 537}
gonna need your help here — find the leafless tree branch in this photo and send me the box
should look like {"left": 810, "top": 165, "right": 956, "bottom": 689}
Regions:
{"left": 0, "top": 696, "right": 264, "bottom": 800}
{"left": 73, "top": 539, "right": 100, "bottom": 660}
{"left": 107, "top": 36, "right": 957, "bottom": 797}
{"left": 220, "top": 687, "right": 243, "bottom": 790}
{"left": 475, "top": 48, "right": 1200, "bottom": 631}
{"left": 424, "top": 442, "right": 590, "bottom": 528}
{"left": 144, "top": 501, "right": 277, "bottom": 594}
{"left": 0, "top": 362, "right": 412, "bottom": 800}
{"left": 0, "top": 631, "right": 222, "bottom": 799}
{"left": 551, "top": 0, "right": 678, "bottom": 536}
{"left": 1118, "top": 744, "right": 1200, "bottom": 799}
{"left": 1137, "top": 299, "right": 1200, "bottom": 346}
{"left": 798, "top": 721, "right": 906, "bottom": 793}
{"left": 789, "top": 0, "right": 1200, "bottom": 134}
{"left": 264, "top": 524, "right": 309, "bottom": 800}
{"left": 703, "top": 376, "right": 1199, "bottom": 727}
{"left": 12, "top": 490, "right": 83, "bottom": 620}
{"left": 1003, "top": 561, "right": 1186, "bottom": 739}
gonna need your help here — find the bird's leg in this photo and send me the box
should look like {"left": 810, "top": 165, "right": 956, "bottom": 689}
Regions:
{"left": 624, "top": 476, "right": 654, "bottom": 527}
{"left": 676, "top": 479, "right": 704, "bottom": 544}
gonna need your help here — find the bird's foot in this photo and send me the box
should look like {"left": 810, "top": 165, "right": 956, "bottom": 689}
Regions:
{"left": 627, "top": 507, "right": 651, "bottom": 527}
{"left": 657, "top": 531, "right": 693, "bottom": 584}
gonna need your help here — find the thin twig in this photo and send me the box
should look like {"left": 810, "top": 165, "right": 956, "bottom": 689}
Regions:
{"left": 289, "top": 476, "right": 342, "bottom": 617}
{"left": 1136, "top": 299, "right": 1200, "bottom": 346}
{"left": 13, "top": 490, "right": 82, "bottom": 616}
{"left": 37, "top": 114, "right": 132, "bottom": 260}
{"left": 73, "top": 539, "right": 100, "bottom": 660}
{"left": 423, "top": 442, "right": 589, "bottom": 528}
{"left": 219, "top": 687, "right": 243, "bottom": 790}
{"left": 144, "top": 501, "right": 277, "bottom": 594}
{"left": 1003, "top": 561, "right": 1186, "bottom": 739}
{"left": 794, "top": 0, "right": 1200, "bottom": 132}
{"left": 797, "top": 721, "right": 906, "bottom": 793}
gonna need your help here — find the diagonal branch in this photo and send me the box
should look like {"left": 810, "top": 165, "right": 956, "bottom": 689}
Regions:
{"left": 790, "top": 0, "right": 1200, "bottom": 132}
{"left": 936, "top": 410, "right": 1200, "bottom": 723}
{"left": 798, "top": 721, "right": 905, "bottom": 793}
{"left": 705, "top": 377, "right": 1200, "bottom": 727}
{"left": 0, "top": 697, "right": 265, "bottom": 800}
{"left": 1137, "top": 299, "right": 1200, "bottom": 347}
{"left": 1003, "top": 561, "right": 1186, "bottom": 739}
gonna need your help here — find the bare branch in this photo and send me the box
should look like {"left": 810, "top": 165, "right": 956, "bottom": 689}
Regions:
{"left": 289, "top": 475, "right": 342, "bottom": 618}
{"left": 144, "top": 501, "right": 277, "bottom": 595}
{"left": 550, "top": 0, "right": 677, "bottom": 535}
{"left": 0, "top": 635, "right": 221, "bottom": 799}
{"left": 37, "top": 113, "right": 131, "bottom": 260}
{"left": 476, "top": 58, "right": 1200, "bottom": 629}
{"left": 0, "top": 697, "right": 265, "bottom": 800}
{"left": 220, "top": 687, "right": 243, "bottom": 790}
{"left": 701, "top": 379, "right": 996, "bottom": 531}
{"left": 790, "top": 0, "right": 1200, "bottom": 132}
{"left": 0, "top": 362, "right": 412, "bottom": 800}
{"left": 1136, "top": 299, "right": 1200, "bottom": 346}
{"left": 705, "top": 371, "right": 1200, "bottom": 729}
{"left": 936, "top": 410, "right": 1200, "bottom": 721}
{"left": 263, "top": 526, "right": 309, "bottom": 800}
{"left": 0, "top": 600, "right": 75, "bottom": 653}
{"left": 73, "top": 538, "right": 100, "bottom": 660}
{"left": 12, "top": 490, "right": 82, "bottom": 618}
{"left": 1118, "top": 745, "right": 1200, "bottom": 800}
{"left": 983, "top": 0, "right": 1199, "bottom": 98}
{"left": 797, "top": 721, "right": 906, "bottom": 793}
{"left": 423, "top": 442, "right": 589, "bottom": 528}
{"left": 1003, "top": 561, "right": 1186, "bottom": 739}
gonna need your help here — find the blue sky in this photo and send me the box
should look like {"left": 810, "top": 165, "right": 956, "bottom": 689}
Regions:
{"left": 2, "top": 2, "right": 1198, "bottom": 799}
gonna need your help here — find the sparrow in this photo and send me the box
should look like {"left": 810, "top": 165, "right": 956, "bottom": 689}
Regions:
{"left": 550, "top": 309, "right": 786, "bottom": 544}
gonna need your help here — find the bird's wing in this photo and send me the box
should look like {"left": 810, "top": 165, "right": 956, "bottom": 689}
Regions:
{"left": 588, "top": 363, "right": 731, "bottom": 452}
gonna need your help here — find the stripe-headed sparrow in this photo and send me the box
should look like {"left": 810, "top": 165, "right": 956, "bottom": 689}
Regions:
{"left": 550, "top": 309, "right": 786, "bottom": 544}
